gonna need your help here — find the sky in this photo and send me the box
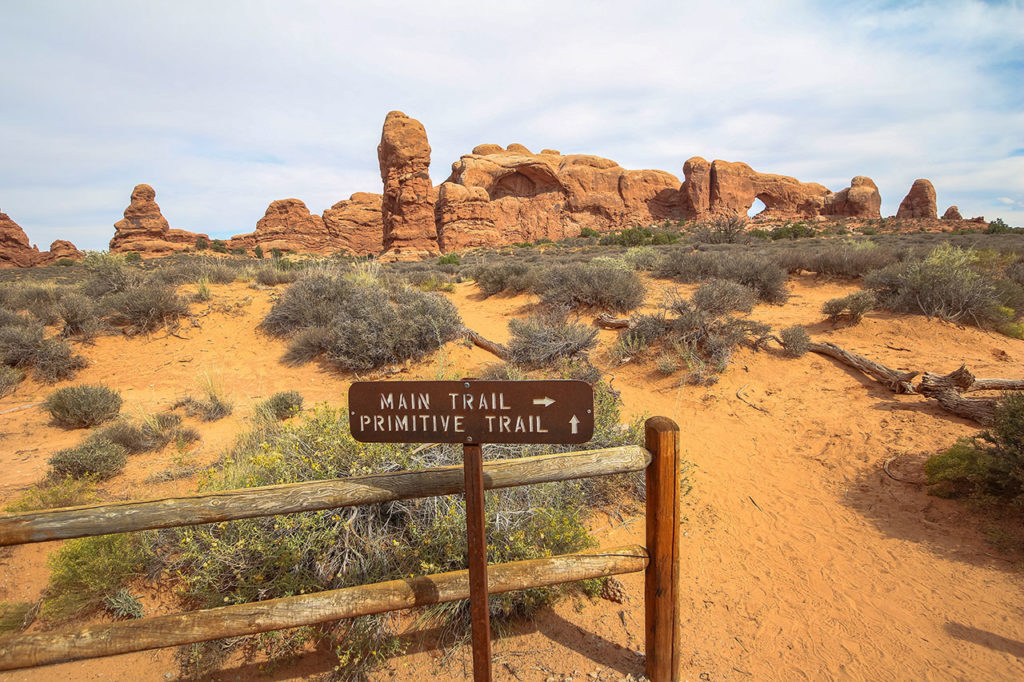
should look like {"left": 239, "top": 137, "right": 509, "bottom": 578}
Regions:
{"left": 1, "top": 0, "right": 1022, "bottom": 251}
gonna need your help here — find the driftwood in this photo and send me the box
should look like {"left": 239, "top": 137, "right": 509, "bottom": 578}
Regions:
{"left": 808, "top": 342, "right": 919, "bottom": 394}
{"left": 595, "top": 313, "right": 633, "bottom": 330}
{"left": 463, "top": 328, "right": 509, "bottom": 361}
{"left": 919, "top": 365, "right": 1024, "bottom": 395}
{"left": 931, "top": 389, "right": 999, "bottom": 424}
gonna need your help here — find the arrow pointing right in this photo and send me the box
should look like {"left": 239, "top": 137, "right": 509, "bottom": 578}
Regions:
{"left": 569, "top": 415, "right": 579, "bottom": 434}
{"left": 533, "top": 397, "right": 555, "bottom": 407}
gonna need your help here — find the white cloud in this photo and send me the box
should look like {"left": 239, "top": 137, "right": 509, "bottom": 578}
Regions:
{"left": 2, "top": 0, "right": 1023, "bottom": 250}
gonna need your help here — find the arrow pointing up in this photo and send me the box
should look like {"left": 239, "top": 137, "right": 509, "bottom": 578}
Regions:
{"left": 533, "top": 397, "right": 555, "bottom": 407}
{"left": 569, "top": 415, "right": 580, "bottom": 434}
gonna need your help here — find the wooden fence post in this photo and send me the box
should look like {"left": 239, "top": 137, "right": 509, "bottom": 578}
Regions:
{"left": 645, "top": 416, "right": 681, "bottom": 681}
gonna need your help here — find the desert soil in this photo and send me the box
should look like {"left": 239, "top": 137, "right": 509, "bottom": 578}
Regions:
{"left": 1, "top": 275, "right": 1023, "bottom": 681}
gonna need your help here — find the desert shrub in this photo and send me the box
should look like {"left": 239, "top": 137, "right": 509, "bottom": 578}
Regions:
{"left": 692, "top": 279, "right": 756, "bottom": 315}
{"left": 81, "top": 252, "right": 143, "bottom": 297}
{"left": 405, "top": 270, "right": 456, "bottom": 292}
{"left": 255, "top": 266, "right": 299, "bottom": 286}
{"left": 211, "top": 239, "right": 229, "bottom": 254}
{"left": 195, "top": 236, "right": 210, "bottom": 250}
{"left": 41, "top": 532, "right": 151, "bottom": 621}
{"left": 49, "top": 439, "right": 128, "bottom": 480}
{"left": 92, "top": 412, "right": 184, "bottom": 454}
{"left": 0, "top": 602, "right": 35, "bottom": 634}
{"left": 4, "top": 476, "right": 99, "bottom": 512}
{"left": 507, "top": 308, "right": 598, "bottom": 368}
{"left": 767, "top": 222, "right": 816, "bottom": 240}
{"left": 865, "top": 244, "right": 1009, "bottom": 327}
{"left": 579, "top": 227, "right": 601, "bottom": 238}
{"left": 1007, "top": 260, "right": 1024, "bottom": 287}
{"left": 0, "top": 307, "right": 31, "bottom": 328}
{"left": 253, "top": 245, "right": 264, "bottom": 259}
{"left": 56, "top": 257, "right": 77, "bottom": 267}
{"left": 437, "top": 253, "right": 461, "bottom": 265}
{"left": 105, "top": 283, "right": 189, "bottom": 334}
{"left": 473, "top": 262, "right": 538, "bottom": 296}
{"left": 622, "top": 246, "right": 658, "bottom": 271}
{"left": 191, "top": 278, "right": 212, "bottom": 302}
{"left": 692, "top": 214, "right": 749, "bottom": 244}
{"left": 656, "top": 250, "right": 789, "bottom": 303}
{"left": 822, "top": 291, "right": 875, "bottom": 324}
{"left": 57, "top": 292, "right": 103, "bottom": 340}
{"left": 537, "top": 261, "right": 646, "bottom": 312}
{"left": 778, "top": 325, "right": 811, "bottom": 357}
{"left": 150, "top": 257, "right": 237, "bottom": 285}
{"left": 925, "top": 392, "right": 1024, "bottom": 504}
{"left": 161, "top": 380, "right": 643, "bottom": 676}
{"left": 44, "top": 384, "right": 122, "bottom": 428}
{"left": 104, "top": 589, "right": 144, "bottom": 619}
{"left": 598, "top": 226, "right": 678, "bottom": 247}
{"left": 258, "top": 391, "right": 304, "bottom": 420}
{"left": 264, "top": 269, "right": 463, "bottom": 372}
{"left": 0, "top": 324, "right": 86, "bottom": 382}
{"left": 776, "top": 241, "right": 897, "bottom": 278}
{"left": 0, "top": 365, "right": 24, "bottom": 397}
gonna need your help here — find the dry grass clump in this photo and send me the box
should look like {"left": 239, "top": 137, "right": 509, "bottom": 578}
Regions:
{"left": 0, "top": 364, "right": 24, "bottom": 397}
{"left": 262, "top": 266, "right": 463, "bottom": 372}
{"left": 4, "top": 477, "right": 99, "bottom": 512}
{"left": 537, "top": 261, "right": 646, "bottom": 313}
{"left": 0, "top": 602, "right": 35, "bottom": 635}
{"left": 774, "top": 240, "right": 898, "bottom": 277}
{"left": 104, "top": 282, "right": 189, "bottom": 335}
{"left": 0, "top": 323, "right": 86, "bottom": 382}
{"left": 93, "top": 412, "right": 194, "bottom": 454}
{"left": 174, "top": 375, "right": 233, "bottom": 421}
{"left": 778, "top": 325, "right": 811, "bottom": 357}
{"left": 44, "top": 384, "right": 122, "bottom": 428}
{"left": 56, "top": 292, "right": 105, "bottom": 341}
{"left": 257, "top": 391, "right": 304, "bottom": 421}
{"left": 507, "top": 308, "right": 598, "bottom": 368}
{"left": 472, "top": 261, "right": 539, "bottom": 296}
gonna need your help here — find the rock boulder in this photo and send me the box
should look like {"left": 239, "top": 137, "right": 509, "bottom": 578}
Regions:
{"left": 941, "top": 205, "right": 963, "bottom": 220}
{"left": 109, "top": 184, "right": 208, "bottom": 255}
{"left": 823, "top": 176, "right": 882, "bottom": 218}
{"left": 896, "top": 179, "right": 937, "bottom": 219}
{"left": 378, "top": 111, "right": 439, "bottom": 260}
{"left": 0, "top": 210, "right": 40, "bottom": 268}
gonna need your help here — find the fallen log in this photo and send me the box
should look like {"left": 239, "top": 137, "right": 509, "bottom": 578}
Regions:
{"left": 919, "top": 365, "right": 1024, "bottom": 396}
{"left": 931, "top": 388, "right": 999, "bottom": 424}
{"left": 808, "top": 342, "right": 919, "bottom": 394}
{"left": 595, "top": 313, "right": 633, "bottom": 330}
{"left": 463, "top": 328, "right": 509, "bottom": 361}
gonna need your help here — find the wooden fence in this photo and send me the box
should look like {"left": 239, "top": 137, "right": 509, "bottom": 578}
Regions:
{"left": 0, "top": 417, "right": 681, "bottom": 680}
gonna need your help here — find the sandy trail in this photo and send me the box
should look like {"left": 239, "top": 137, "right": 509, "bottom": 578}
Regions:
{"left": 1, "top": 276, "right": 1023, "bottom": 680}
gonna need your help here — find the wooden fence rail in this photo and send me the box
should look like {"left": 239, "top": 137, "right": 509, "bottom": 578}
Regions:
{"left": 0, "top": 420, "right": 681, "bottom": 680}
{"left": 0, "top": 445, "right": 650, "bottom": 546}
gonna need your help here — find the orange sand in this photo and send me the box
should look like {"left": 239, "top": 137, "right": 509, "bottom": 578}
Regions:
{"left": 1, "top": 275, "right": 1023, "bottom": 680}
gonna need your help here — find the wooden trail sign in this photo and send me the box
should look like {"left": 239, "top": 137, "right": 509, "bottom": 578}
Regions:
{"left": 348, "top": 379, "right": 595, "bottom": 682}
{"left": 349, "top": 379, "right": 594, "bottom": 444}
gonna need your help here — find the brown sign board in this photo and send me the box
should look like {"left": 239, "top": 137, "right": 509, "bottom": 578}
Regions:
{"left": 348, "top": 380, "right": 594, "bottom": 444}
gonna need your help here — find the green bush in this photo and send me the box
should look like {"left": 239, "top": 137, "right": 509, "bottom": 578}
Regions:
{"left": 622, "top": 246, "right": 658, "bottom": 271}
{"left": 437, "top": 253, "right": 461, "bottom": 265}
{"left": 105, "top": 283, "right": 189, "bottom": 334}
{"left": 41, "top": 533, "right": 151, "bottom": 621}
{"left": 865, "top": 244, "right": 1011, "bottom": 327}
{"left": 579, "top": 227, "right": 601, "bottom": 238}
{"left": 925, "top": 392, "right": 1024, "bottom": 503}
{"left": 161, "top": 381, "right": 643, "bottom": 676}
{"left": 103, "top": 589, "right": 144, "bottom": 619}
{"left": 507, "top": 308, "right": 598, "bottom": 368}
{"left": 258, "top": 391, "right": 304, "bottom": 420}
{"left": 767, "top": 222, "right": 816, "bottom": 241}
{"left": 45, "top": 384, "right": 122, "bottom": 428}
{"left": 195, "top": 236, "right": 210, "bottom": 250}
{"left": 56, "top": 258, "right": 77, "bottom": 267}
{"left": 263, "top": 268, "right": 463, "bottom": 372}
{"left": 254, "top": 245, "right": 264, "bottom": 259}
{"left": 692, "top": 279, "right": 756, "bottom": 315}
{"left": 822, "top": 291, "right": 875, "bottom": 324}
{"left": 537, "top": 261, "right": 646, "bottom": 313}
{"left": 49, "top": 439, "right": 128, "bottom": 480}
{"left": 779, "top": 325, "right": 811, "bottom": 357}
{"left": 211, "top": 239, "right": 229, "bottom": 254}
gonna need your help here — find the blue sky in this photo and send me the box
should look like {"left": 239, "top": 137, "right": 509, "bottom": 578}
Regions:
{"left": 1, "top": 0, "right": 1022, "bottom": 250}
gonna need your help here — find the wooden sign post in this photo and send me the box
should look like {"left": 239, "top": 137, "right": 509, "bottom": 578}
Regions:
{"left": 349, "top": 379, "right": 595, "bottom": 681}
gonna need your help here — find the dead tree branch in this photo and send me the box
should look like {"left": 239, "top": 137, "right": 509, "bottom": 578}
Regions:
{"left": 808, "top": 342, "right": 919, "bottom": 394}
{"left": 463, "top": 328, "right": 509, "bottom": 362}
{"left": 595, "top": 313, "right": 633, "bottom": 330}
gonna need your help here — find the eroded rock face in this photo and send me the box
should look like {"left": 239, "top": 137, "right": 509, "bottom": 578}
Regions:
{"left": 703, "top": 160, "right": 832, "bottom": 218}
{"left": 681, "top": 157, "right": 711, "bottom": 217}
{"left": 823, "top": 176, "right": 882, "bottom": 218}
{"left": 0, "top": 210, "right": 40, "bottom": 268}
{"left": 322, "top": 193, "right": 384, "bottom": 256}
{"left": 230, "top": 199, "right": 326, "bottom": 254}
{"left": 440, "top": 146, "right": 684, "bottom": 246}
{"left": 942, "top": 205, "right": 963, "bottom": 220}
{"left": 378, "top": 111, "right": 439, "bottom": 260}
{"left": 109, "top": 184, "right": 208, "bottom": 255}
{"left": 43, "top": 240, "right": 84, "bottom": 263}
{"left": 896, "top": 179, "right": 937, "bottom": 219}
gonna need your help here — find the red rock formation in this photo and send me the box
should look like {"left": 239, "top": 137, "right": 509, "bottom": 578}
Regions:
{"left": 896, "top": 179, "right": 937, "bottom": 219}
{"left": 321, "top": 193, "right": 384, "bottom": 256}
{"left": 37, "top": 240, "right": 85, "bottom": 265}
{"left": 230, "top": 199, "right": 326, "bottom": 254}
{"left": 822, "top": 176, "right": 882, "bottom": 218}
{"left": 705, "top": 160, "right": 831, "bottom": 218}
{"left": 0, "top": 210, "right": 41, "bottom": 268}
{"left": 439, "top": 145, "right": 684, "bottom": 247}
{"left": 109, "top": 184, "right": 208, "bottom": 255}
{"left": 378, "top": 111, "right": 439, "bottom": 260}
{"left": 941, "top": 205, "right": 963, "bottom": 220}
{"left": 681, "top": 157, "right": 711, "bottom": 217}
